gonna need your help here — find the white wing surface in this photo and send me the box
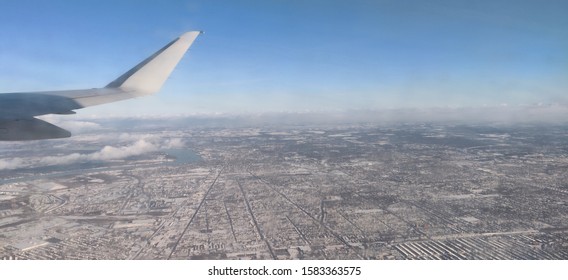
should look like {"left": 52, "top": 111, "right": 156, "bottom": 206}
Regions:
{"left": 0, "top": 31, "right": 201, "bottom": 140}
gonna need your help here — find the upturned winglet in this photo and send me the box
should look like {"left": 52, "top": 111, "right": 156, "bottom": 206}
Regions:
{"left": 105, "top": 31, "right": 202, "bottom": 95}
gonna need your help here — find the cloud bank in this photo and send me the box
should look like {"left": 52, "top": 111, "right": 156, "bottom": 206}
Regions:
{"left": 0, "top": 137, "right": 185, "bottom": 170}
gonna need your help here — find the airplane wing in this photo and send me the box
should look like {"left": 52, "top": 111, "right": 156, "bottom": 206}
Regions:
{"left": 0, "top": 31, "right": 201, "bottom": 141}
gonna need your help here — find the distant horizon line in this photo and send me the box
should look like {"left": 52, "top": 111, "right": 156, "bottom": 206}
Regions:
{"left": 40, "top": 102, "right": 566, "bottom": 119}
{"left": 35, "top": 103, "right": 568, "bottom": 128}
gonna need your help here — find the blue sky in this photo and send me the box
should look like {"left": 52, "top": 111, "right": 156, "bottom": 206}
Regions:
{"left": 0, "top": 0, "right": 566, "bottom": 116}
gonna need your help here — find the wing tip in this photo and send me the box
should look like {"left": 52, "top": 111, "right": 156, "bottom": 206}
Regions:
{"left": 179, "top": 31, "right": 203, "bottom": 41}
{"left": 105, "top": 31, "right": 201, "bottom": 93}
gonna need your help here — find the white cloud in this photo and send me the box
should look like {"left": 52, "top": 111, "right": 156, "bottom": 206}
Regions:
{"left": 163, "top": 138, "right": 185, "bottom": 149}
{"left": 90, "top": 139, "right": 158, "bottom": 161}
{"left": 37, "top": 115, "right": 102, "bottom": 134}
{"left": 57, "top": 120, "right": 101, "bottom": 133}
{"left": 0, "top": 137, "right": 183, "bottom": 170}
{"left": 0, "top": 157, "right": 28, "bottom": 170}
{"left": 117, "top": 133, "right": 160, "bottom": 143}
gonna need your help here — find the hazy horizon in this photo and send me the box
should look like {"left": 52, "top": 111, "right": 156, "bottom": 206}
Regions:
{"left": 37, "top": 103, "right": 568, "bottom": 127}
